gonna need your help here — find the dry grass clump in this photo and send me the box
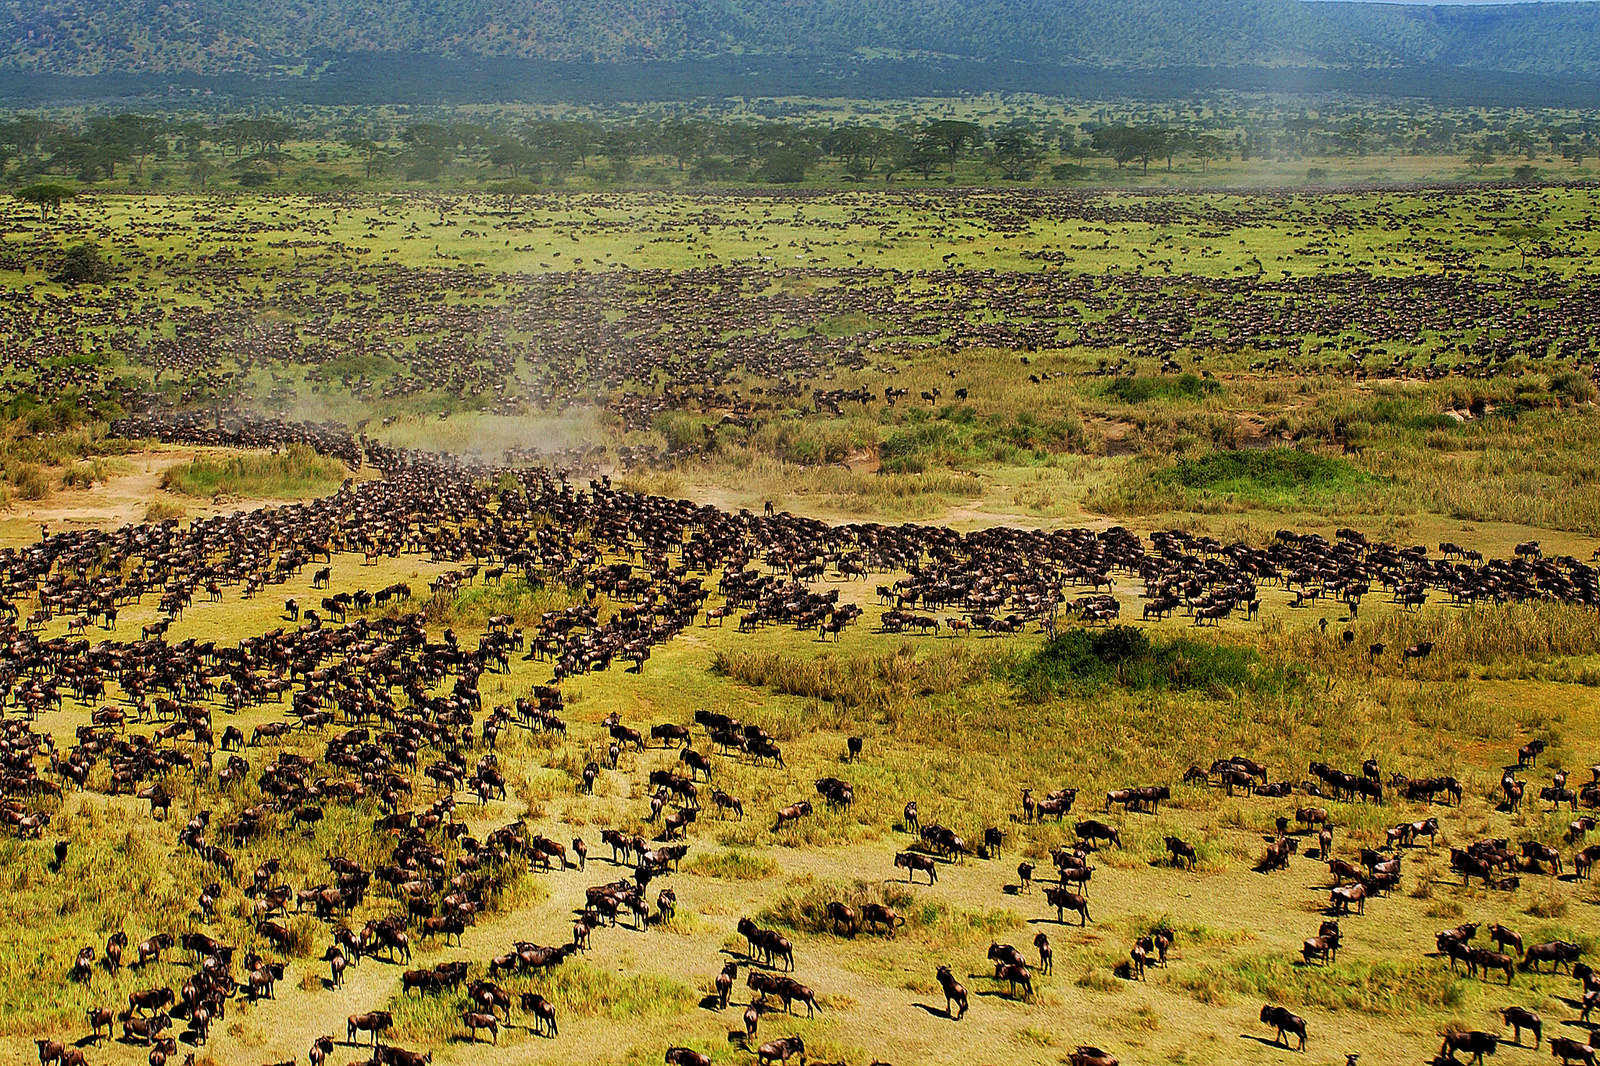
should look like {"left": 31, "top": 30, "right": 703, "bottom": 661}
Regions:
{"left": 711, "top": 641, "right": 999, "bottom": 718}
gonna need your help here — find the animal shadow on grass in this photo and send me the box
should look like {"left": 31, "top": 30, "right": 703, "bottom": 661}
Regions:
{"left": 699, "top": 993, "right": 723, "bottom": 1011}
{"left": 912, "top": 1002, "right": 958, "bottom": 1020}
{"left": 1239, "top": 1034, "right": 1297, "bottom": 1053}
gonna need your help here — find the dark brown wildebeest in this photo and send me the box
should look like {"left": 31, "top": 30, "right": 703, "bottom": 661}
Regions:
{"left": 1044, "top": 886, "right": 1091, "bottom": 926}
{"left": 1035, "top": 932, "right": 1053, "bottom": 973}
{"left": 520, "top": 993, "right": 558, "bottom": 1037}
{"left": 1470, "top": 949, "right": 1515, "bottom": 984}
{"left": 1499, "top": 1005, "right": 1540, "bottom": 1047}
{"left": 1551, "top": 1036, "right": 1597, "bottom": 1066}
{"left": 826, "top": 901, "right": 858, "bottom": 936}
{"left": 715, "top": 961, "right": 736, "bottom": 1009}
{"left": 1524, "top": 940, "right": 1581, "bottom": 973}
{"left": 755, "top": 1036, "right": 805, "bottom": 1065}
{"left": 347, "top": 1010, "right": 393, "bottom": 1045}
{"left": 935, "top": 965, "right": 967, "bottom": 1019}
{"left": 85, "top": 1006, "right": 114, "bottom": 1043}
{"left": 1070, "top": 1048, "right": 1118, "bottom": 1066}
{"left": 1329, "top": 883, "right": 1366, "bottom": 915}
{"left": 772, "top": 801, "right": 812, "bottom": 831}
{"left": 995, "top": 962, "right": 1033, "bottom": 999}
{"left": 1439, "top": 1030, "right": 1498, "bottom": 1065}
{"left": 1075, "top": 820, "right": 1121, "bottom": 849}
{"left": 894, "top": 852, "right": 938, "bottom": 884}
{"left": 1165, "top": 836, "right": 1196, "bottom": 869}
{"left": 665, "top": 1050, "right": 712, "bottom": 1066}
{"left": 1488, "top": 924, "right": 1522, "bottom": 955}
{"left": 460, "top": 1011, "right": 498, "bottom": 1044}
{"left": 1260, "top": 1004, "right": 1306, "bottom": 1050}
{"left": 136, "top": 933, "right": 174, "bottom": 967}
{"left": 861, "top": 902, "right": 905, "bottom": 938}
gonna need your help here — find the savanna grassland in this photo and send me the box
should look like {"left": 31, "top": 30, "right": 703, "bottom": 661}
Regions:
{"left": 4, "top": 176, "right": 1600, "bottom": 1066}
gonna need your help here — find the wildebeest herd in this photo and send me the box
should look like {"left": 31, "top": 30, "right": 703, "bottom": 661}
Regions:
{"left": 1, "top": 407, "right": 1598, "bottom": 1065}
{"left": 7, "top": 168, "right": 1600, "bottom": 1066}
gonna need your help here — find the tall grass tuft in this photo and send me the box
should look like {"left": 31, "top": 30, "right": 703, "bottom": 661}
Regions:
{"left": 711, "top": 642, "right": 997, "bottom": 717}
{"left": 159, "top": 443, "right": 346, "bottom": 498}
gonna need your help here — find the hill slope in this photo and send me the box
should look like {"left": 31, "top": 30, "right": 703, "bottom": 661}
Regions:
{"left": 2, "top": 0, "right": 1599, "bottom": 83}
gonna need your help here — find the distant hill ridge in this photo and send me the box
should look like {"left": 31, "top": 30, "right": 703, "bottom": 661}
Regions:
{"left": 3, "top": 0, "right": 1599, "bottom": 82}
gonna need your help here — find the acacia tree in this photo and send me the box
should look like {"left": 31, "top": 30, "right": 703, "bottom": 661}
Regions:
{"left": 15, "top": 182, "right": 73, "bottom": 221}
{"left": 1501, "top": 222, "right": 1549, "bottom": 270}
{"left": 922, "top": 120, "right": 983, "bottom": 176}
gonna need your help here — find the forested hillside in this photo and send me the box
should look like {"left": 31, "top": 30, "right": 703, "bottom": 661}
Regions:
{"left": 2, "top": 0, "right": 1599, "bottom": 81}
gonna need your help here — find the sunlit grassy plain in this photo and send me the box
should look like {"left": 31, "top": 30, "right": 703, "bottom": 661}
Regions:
{"left": 4, "top": 180, "right": 1600, "bottom": 1064}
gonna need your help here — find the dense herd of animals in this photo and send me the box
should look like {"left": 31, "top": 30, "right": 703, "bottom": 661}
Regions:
{"left": 8, "top": 189, "right": 1600, "bottom": 473}
{"left": 0, "top": 412, "right": 1597, "bottom": 1064}
{"left": 6, "top": 186, "right": 1600, "bottom": 1065}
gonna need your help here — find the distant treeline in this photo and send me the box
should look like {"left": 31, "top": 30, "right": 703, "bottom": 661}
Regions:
{"left": 7, "top": 56, "right": 1600, "bottom": 111}
{"left": 2, "top": 105, "right": 1595, "bottom": 189}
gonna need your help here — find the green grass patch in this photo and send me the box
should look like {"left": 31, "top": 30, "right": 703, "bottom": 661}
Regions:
{"left": 158, "top": 443, "right": 347, "bottom": 498}
{"left": 1158, "top": 448, "right": 1370, "bottom": 498}
{"left": 1013, "top": 625, "right": 1279, "bottom": 699}
{"left": 1101, "top": 374, "right": 1220, "bottom": 405}
{"left": 1172, "top": 954, "right": 1464, "bottom": 1015}
{"left": 422, "top": 576, "right": 584, "bottom": 629}
{"left": 682, "top": 849, "right": 780, "bottom": 881}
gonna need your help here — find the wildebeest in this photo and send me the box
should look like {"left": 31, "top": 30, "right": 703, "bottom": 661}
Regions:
{"left": 1499, "top": 1005, "right": 1540, "bottom": 1047}
{"left": 755, "top": 1036, "right": 805, "bottom": 1065}
{"left": 664, "top": 1050, "right": 712, "bottom": 1066}
{"left": 1044, "top": 886, "right": 1091, "bottom": 926}
{"left": 1552, "top": 1035, "right": 1598, "bottom": 1065}
{"left": 861, "top": 902, "right": 905, "bottom": 938}
{"left": 1439, "top": 1030, "right": 1498, "bottom": 1065}
{"left": 894, "top": 852, "right": 938, "bottom": 884}
{"left": 935, "top": 965, "right": 968, "bottom": 1019}
{"left": 1260, "top": 1004, "right": 1306, "bottom": 1050}
{"left": 347, "top": 1010, "right": 393, "bottom": 1045}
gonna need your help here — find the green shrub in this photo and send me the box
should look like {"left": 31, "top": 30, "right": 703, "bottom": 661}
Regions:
{"left": 1012, "top": 625, "right": 1277, "bottom": 699}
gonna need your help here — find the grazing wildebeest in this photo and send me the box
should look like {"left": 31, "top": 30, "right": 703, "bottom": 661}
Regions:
{"left": 935, "top": 965, "right": 968, "bottom": 1019}
{"left": 1552, "top": 1035, "right": 1598, "bottom": 1065}
{"left": 1070, "top": 1048, "right": 1119, "bottom": 1066}
{"left": 1439, "top": 1031, "right": 1497, "bottom": 1065}
{"left": 665, "top": 1050, "right": 712, "bottom": 1066}
{"left": 826, "top": 901, "right": 858, "bottom": 936}
{"left": 756, "top": 1037, "right": 805, "bottom": 1065}
{"left": 1523, "top": 940, "right": 1581, "bottom": 974}
{"left": 1075, "top": 819, "right": 1121, "bottom": 849}
{"left": 460, "top": 1011, "right": 498, "bottom": 1044}
{"left": 861, "top": 902, "right": 904, "bottom": 938}
{"left": 1260, "top": 1004, "right": 1306, "bottom": 1050}
{"left": 520, "top": 992, "right": 558, "bottom": 1036}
